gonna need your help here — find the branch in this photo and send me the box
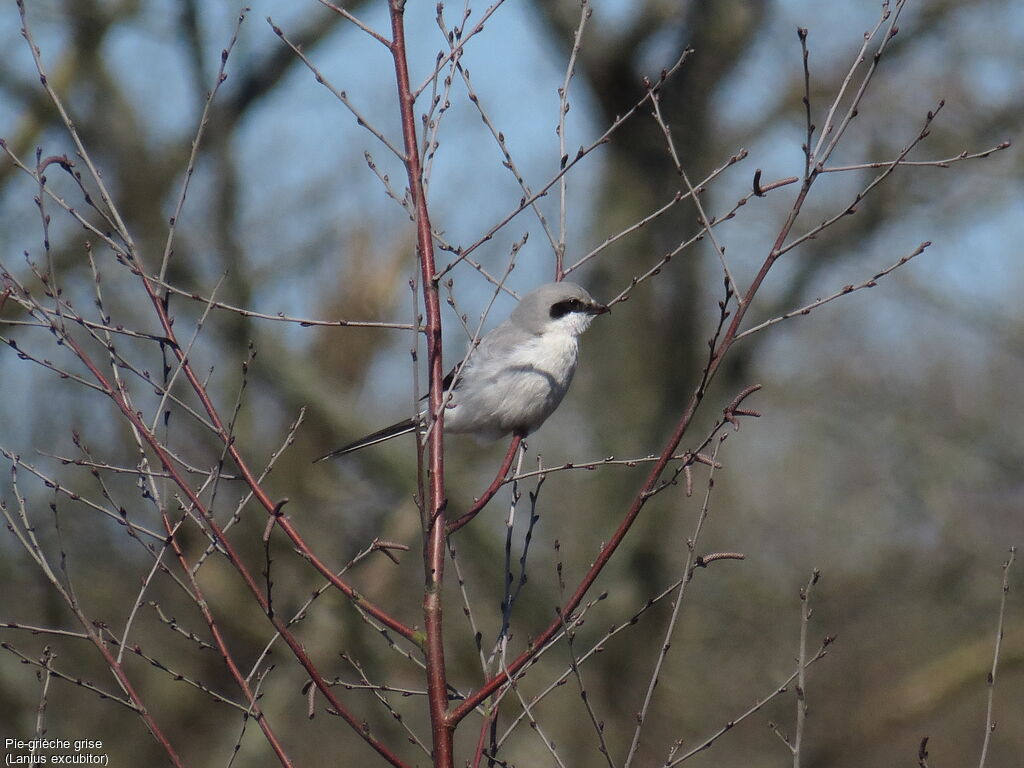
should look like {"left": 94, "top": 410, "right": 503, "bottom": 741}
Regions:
{"left": 734, "top": 241, "right": 931, "bottom": 342}
{"left": 978, "top": 547, "right": 1016, "bottom": 768}
{"left": 387, "top": 2, "right": 452, "bottom": 765}
{"left": 434, "top": 47, "right": 693, "bottom": 280}
{"left": 623, "top": 438, "right": 727, "bottom": 767}
{"left": 664, "top": 636, "right": 834, "bottom": 766}
{"left": 446, "top": 435, "right": 522, "bottom": 534}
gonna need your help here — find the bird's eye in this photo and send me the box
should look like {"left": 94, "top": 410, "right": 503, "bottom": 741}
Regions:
{"left": 550, "top": 298, "right": 583, "bottom": 318}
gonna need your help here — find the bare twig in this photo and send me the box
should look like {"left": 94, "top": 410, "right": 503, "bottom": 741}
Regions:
{"left": 154, "top": 277, "right": 420, "bottom": 330}
{"left": 268, "top": 17, "right": 405, "bottom": 160}
{"left": 662, "top": 636, "right": 833, "bottom": 766}
{"left": 647, "top": 87, "right": 741, "bottom": 306}
{"left": 554, "top": 538, "right": 615, "bottom": 768}
{"left": 555, "top": 0, "right": 592, "bottom": 278}
{"left": 810, "top": 1, "right": 905, "bottom": 168}
{"left": 414, "top": 0, "right": 510, "bottom": 97}
{"left": 792, "top": 570, "right": 821, "bottom": 768}
{"left": 498, "top": 646, "right": 569, "bottom": 768}
{"left": 315, "top": 0, "right": 391, "bottom": 46}
{"left": 734, "top": 241, "right": 931, "bottom": 342}
{"left": 978, "top": 547, "right": 1016, "bottom": 768}
{"left": 160, "top": 8, "right": 247, "bottom": 283}
{"left": 1, "top": 642, "right": 137, "bottom": 713}
{"left": 821, "top": 141, "right": 1010, "bottom": 173}
{"left": 565, "top": 150, "right": 752, "bottom": 277}
{"left": 453, "top": 56, "right": 559, "bottom": 258}
{"left": 624, "top": 438, "right": 726, "bottom": 767}
{"left": 435, "top": 47, "right": 694, "bottom": 280}
{"left": 32, "top": 646, "right": 54, "bottom": 744}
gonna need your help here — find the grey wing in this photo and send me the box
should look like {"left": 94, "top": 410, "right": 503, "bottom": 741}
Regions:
{"left": 444, "top": 321, "right": 525, "bottom": 391}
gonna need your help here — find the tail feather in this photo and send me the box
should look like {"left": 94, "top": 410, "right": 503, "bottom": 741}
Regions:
{"left": 313, "top": 417, "right": 420, "bottom": 462}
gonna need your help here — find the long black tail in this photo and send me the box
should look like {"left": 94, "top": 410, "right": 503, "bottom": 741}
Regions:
{"left": 313, "top": 417, "right": 420, "bottom": 463}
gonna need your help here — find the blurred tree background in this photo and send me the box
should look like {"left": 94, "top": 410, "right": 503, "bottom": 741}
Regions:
{"left": 0, "top": 0, "right": 1021, "bottom": 766}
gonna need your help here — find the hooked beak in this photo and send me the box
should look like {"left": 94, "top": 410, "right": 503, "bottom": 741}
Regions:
{"left": 589, "top": 302, "right": 610, "bottom": 316}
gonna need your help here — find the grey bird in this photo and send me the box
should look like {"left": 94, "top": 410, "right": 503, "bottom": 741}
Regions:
{"left": 314, "top": 282, "right": 608, "bottom": 461}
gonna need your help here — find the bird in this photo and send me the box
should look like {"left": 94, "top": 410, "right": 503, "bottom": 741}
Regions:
{"left": 314, "top": 282, "right": 608, "bottom": 461}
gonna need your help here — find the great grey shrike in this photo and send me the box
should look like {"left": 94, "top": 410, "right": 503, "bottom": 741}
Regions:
{"left": 314, "top": 282, "right": 608, "bottom": 461}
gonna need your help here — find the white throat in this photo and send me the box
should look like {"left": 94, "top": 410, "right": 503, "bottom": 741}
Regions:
{"left": 547, "top": 312, "right": 595, "bottom": 338}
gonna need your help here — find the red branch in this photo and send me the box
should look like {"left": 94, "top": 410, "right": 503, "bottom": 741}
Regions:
{"left": 446, "top": 435, "right": 522, "bottom": 534}
{"left": 126, "top": 262, "right": 420, "bottom": 645}
{"left": 60, "top": 332, "right": 410, "bottom": 767}
{"left": 388, "top": 1, "right": 453, "bottom": 764}
{"left": 449, "top": 393, "right": 707, "bottom": 722}
{"left": 89, "top": 629, "right": 186, "bottom": 767}
{"left": 158, "top": 513, "right": 294, "bottom": 766}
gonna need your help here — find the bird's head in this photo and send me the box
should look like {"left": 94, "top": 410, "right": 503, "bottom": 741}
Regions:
{"left": 512, "top": 282, "right": 609, "bottom": 337}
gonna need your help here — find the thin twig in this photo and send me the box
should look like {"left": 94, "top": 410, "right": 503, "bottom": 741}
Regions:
{"left": 160, "top": 8, "right": 247, "bottom": 282}
{"left": 624, "top": 437, "right": 726, "bottom": 767}
{"left": 16, "top": 0, "right": 134, "bottom": 250}
{"left": 268, "top": 17, "right": 405, "bottom": 160}
{"left": 496, "top": 552, "right": 744, "bottom": 748}
{"left": 0, "top": 642, "right": 138, "bottom": 713}
{"left": 32, "top": 646, "right": 54, "bottom": 746}
{"left": 555, "top": 0, "right": 592, "bottom": 279}
{"left": 153, "top": 278, "right": 419, "bottom": 330}
{"left": 315, "top": 0, "right": 391, "bottom": 46}
{"left": 978, "top": 547, "right": 1016, "bottom": 768}
{"left": 555, "top": 536, "right": 614, "bottom": 768}
{"left": 821, "top": 141, "right": 1010, "bottom": 172}
{"left": 413, "top": 0, "right": 510, "bottom": 98}
{"left": 661, "top": 637, "right": 833, "bottom": 766}
{"left": 734, "top": 241, "right": 931, "bottom": 342}
{"left": 564, "top": 148, "right": 750, "bottom": 276}
{"left": 454, "top": 61, "right": 559, "bottom": 258}
{"left": 792, "top": 570, "right": 821, "bottom": 768}
{"left": 498, "top": 645, "right": 568, "bottom": 768}
{"left": 810, "top": 1, "right": 902, "bottom": 168}
{"left": 648, "top": 87, "right": 741, "bottom": 305}
{"left": 435, "top": 47, "right": 693, "bottom": 280}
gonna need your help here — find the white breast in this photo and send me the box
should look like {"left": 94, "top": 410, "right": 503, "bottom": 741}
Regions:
{"left": 445, "top": 328, "right": 580, "bottom": 439}
{"left": 509, "top": 330, "right": 579, "bottom": 391}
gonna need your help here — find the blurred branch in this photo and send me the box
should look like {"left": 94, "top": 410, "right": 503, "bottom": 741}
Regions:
{"left": 1, "top": 462, "right": 186, "bottom": 766}
{"left": 666, "top": 634, "right": 834, "bottom": 766}
{"left": 979, "top": 547, "right": 1016, "bottom": 768}
{"left": 623, "top": 437, "right": 726, "bottom": 767}
{"left": 160, "top": 8, "right": 247, "bottom": 283}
